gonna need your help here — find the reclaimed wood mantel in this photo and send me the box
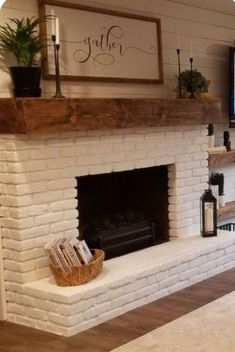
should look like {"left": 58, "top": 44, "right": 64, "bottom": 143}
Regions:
{"left": 0, "top": 97, "right": 222, "bottom": 134}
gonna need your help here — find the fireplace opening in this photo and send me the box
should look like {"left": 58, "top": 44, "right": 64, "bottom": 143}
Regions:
{"left": 76, "top": 166, "right": 169, "bottom": 259}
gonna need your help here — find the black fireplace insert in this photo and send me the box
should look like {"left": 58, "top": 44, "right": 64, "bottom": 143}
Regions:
{"left": 76, "top": 166, "right": 169, "bottom": 259}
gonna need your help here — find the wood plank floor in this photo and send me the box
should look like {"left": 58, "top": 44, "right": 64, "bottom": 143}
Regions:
{"left": 1, "top": 268, "right": 235, "bottom": 352}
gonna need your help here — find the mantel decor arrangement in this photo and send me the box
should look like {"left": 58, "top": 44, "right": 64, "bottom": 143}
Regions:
{"left": 175, "top": 35, "right": 210, "bottom": 98}
{"left": 0, "top": 16, "right": 48, "bottom": 97}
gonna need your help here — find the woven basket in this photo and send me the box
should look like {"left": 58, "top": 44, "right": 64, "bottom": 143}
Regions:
{"left": 50, "top": 249, "right": 105, "bottom": 287}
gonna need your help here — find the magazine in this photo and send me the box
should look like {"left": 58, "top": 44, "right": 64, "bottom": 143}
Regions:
{"left": 44, "top": 238, "right": 93, "bottom": 271}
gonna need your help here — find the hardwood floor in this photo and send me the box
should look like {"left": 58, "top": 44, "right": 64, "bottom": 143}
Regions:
{"left": 1, "top": 268, "right": 235, "bottom": 352}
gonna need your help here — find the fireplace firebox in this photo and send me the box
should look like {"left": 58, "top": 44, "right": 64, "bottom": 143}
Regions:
{"left": 76, "top": 166, "right": 169, "bottom": 259}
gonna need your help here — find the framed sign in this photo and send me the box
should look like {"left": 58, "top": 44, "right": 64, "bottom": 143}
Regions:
{"left": 38, "top": 0, "right": 163, "bottom": 83}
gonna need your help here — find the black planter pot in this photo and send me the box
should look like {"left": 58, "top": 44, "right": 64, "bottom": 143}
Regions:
{"left": 10, "top": 66, "right": 41, "bottom": 97}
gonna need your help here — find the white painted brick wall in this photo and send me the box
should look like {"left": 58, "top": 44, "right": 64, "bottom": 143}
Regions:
{"left": 0, "top": 126, "right": 208, "bottom": 284}
{"left": 0, "top": 126, "right": 214, "bottom": 335}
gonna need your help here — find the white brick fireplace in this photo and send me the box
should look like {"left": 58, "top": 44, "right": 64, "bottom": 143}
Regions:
{"left": 1, "top": 125, "right": 207, "bottom": 280}
{"left": 1, "top": 124, "right": 235, "bottom": 336}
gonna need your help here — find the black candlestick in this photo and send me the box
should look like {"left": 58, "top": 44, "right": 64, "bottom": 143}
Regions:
{"left": 51, "top": 35, "right": 64, "bottom": 99}
{"left": 189, "top": 57, "right": 195, "bottom": 99}
{"left": 224, "top": 131, "right": 231, "bottom": 151}
{"left": 177, "top": 49, "right": 183, "bottom": 98}
{"left": 52, "top": 35, "right": 57, "bottom": 76}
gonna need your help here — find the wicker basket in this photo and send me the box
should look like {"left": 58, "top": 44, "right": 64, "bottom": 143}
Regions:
{"left": 50, "top": 249, "right": 105, "bottom": 287}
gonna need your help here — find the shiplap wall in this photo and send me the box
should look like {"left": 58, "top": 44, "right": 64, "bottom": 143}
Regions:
{"left": 0, "top": 0, "right": 234, "bottom": 109}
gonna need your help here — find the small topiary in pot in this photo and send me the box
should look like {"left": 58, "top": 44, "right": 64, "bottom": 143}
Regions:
{"left": 175, "top": 69, "right": 210, "bottom": 98}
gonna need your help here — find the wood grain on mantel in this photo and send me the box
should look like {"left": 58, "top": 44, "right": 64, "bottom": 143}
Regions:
{"left": 0, "top": 97, "right": 222, "bottom": 134}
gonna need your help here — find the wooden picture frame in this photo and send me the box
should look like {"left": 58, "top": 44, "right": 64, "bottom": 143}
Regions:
{"left": 38, "top": 0, "right": 163, "bottom": 84}
{"left": 229, "top": 47, "right": 235, "bottom": 127}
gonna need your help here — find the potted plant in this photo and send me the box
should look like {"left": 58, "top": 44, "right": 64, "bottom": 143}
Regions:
{"left": 0, "top": 17, "right": 46, "bottom": 97}
{"left": 175, "top": 69, "right": 210, "bottom": 98}
{"left": 208, "top": 123, "right": 215, "bottom": 149}
{"left": 210, "top": 172, "right": 225, "bottom": 208}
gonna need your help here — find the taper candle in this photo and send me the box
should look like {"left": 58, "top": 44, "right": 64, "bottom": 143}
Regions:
{"left": 0, "top": 0, "right": 6, "bottom": 9}
{"left": 176, "top": 32, "right": 180, "bottom": 49}
{"left": 205, "top": 207, "right": 214, "bottom": 232}
{"left": 55, "top": 17, "right": 60, "bottom": 45}
{"left": 190, "top": 38, "right": 193, "bottom": 58}
{"left": 51, "top": 9, "right": 55, "bottom": 36}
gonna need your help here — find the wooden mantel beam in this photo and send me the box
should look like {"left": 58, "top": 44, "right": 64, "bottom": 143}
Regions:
{"left": 0, "top": 97, "right": 223, "bottom": 134}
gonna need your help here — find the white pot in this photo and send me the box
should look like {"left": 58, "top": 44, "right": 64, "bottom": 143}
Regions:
{"left": 210, "top": 185, "right": 219, "bottom": 209}
{"left": 219, "top": 195, "right": 225, "bottom": 208}
{"left": 208, "top": 135, "right": 215, "bottom": 149}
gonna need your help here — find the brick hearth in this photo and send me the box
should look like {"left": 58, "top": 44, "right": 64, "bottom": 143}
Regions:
{"left": 7, "top": 232, "right": 235, "bottom": 336}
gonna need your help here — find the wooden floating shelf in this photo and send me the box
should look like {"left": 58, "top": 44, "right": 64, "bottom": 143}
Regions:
{"left": 0, "top": 96, "right": 222, "bottom": 134}
{"left": 209, "top": 149, "right": 235, "bottom": 167}
{"left": 217, "top": 201, "right": 235, "bottom": 221}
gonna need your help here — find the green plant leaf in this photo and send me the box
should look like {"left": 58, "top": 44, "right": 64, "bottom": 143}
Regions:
{"left": 0, "top": 16, "right": 49, "bottom": 67}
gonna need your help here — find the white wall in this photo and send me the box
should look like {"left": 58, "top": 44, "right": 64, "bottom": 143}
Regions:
{"left": 0, "top": 0, "right": 234, "bottom": 110}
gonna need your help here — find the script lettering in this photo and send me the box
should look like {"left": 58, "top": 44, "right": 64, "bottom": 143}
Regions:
{"left": 72, "top": 25, "right": 157, "bottom": 66}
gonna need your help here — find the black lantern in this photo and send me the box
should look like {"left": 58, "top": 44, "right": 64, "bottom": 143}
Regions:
{"left": 200, "top": 189, "right": 217, "bottom": 237}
